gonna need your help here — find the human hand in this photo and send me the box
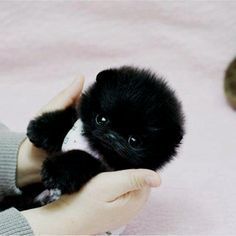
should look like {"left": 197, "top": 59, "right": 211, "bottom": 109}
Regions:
{"left": 22, "top": 169, "right": 161, "bottom": 235}
{"left": 16, "top": 76, "right": 85, "bottom": 188}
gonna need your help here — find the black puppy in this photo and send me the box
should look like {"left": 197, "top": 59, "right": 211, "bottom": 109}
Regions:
{"left": 1, "top": 66, "right": 185, "bottom": 210}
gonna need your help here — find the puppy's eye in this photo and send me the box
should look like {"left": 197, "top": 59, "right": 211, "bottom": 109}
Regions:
{"left": 128, "top": 135, "right": 142, "bottom": 148}
{"left": 95, "top": 114, "right": 109, "bottom": 125}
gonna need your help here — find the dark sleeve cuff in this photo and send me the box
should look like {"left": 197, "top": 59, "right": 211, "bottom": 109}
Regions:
{"left": 0, "top": 130, "right": 25, "bottom": 197}
{"left": 0, "top": 208, "right": 33, "bottom": 235}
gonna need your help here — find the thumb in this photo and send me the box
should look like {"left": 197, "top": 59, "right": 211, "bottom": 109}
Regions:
{"left": 91, "top": 169, "right": 161, "bottom": 202}
{"left": 58, "top": 75, "right": 85, "bottom": 107}
{"left": 37, "top": 75, "right": 85, "bottom": 115}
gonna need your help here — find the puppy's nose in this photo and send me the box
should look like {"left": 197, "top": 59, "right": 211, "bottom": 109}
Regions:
{"left": 105, "top": 133, "right": 117, "bottom": 140}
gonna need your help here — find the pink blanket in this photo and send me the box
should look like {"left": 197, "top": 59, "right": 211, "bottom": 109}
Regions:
{"left": 0, "top": 1, "right": 236, "bottom": 234}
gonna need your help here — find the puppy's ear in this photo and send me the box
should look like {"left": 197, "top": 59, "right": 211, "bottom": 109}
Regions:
{"left": 96, "top": 69, "right": 116, "bottom": 83}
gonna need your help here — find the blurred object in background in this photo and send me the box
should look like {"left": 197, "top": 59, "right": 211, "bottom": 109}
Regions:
{"left": 225, "top": 58, "right": 236, "bottom": 110}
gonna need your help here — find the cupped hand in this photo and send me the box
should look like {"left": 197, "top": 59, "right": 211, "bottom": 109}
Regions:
{"left": 22, "top": 169, "right": 161, "bottom": 235}
{"left": 16, "top": 76, "right": 84, "bottom": 188}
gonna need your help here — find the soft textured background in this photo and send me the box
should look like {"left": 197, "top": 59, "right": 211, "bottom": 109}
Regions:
{"left": 0, "top": 1, "right": 236, "bottom": 235}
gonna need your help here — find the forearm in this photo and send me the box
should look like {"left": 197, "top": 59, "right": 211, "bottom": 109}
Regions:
{"left": 21, "top": 207, "right": 86, "bottom": 235}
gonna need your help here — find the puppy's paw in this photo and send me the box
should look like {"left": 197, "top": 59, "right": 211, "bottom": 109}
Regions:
{"left": 41, "top": 150, "right": 107, "bottom": 194}
{"left": 34, "top": 189, "right": 62, "bottom": 206}
{"left": 27, "top": 116, "right": 60, "bottom": 153}
{"left": 27, "top": 107, "right": 77, "bottom": 153}
{"left": 41, "top": 155, "right": 71, "bottom": 193}
{"left": 27, "top": 119, "right": 48, "bottom": 149}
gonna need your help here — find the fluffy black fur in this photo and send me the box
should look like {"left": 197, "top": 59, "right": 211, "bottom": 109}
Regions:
{"left": 0, "top": 66, "right": 184, "bottom": 210}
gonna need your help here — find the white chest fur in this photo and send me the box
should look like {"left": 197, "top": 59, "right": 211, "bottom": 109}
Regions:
{"left": 62, "top": 119, "right": 100, "bottom": 159}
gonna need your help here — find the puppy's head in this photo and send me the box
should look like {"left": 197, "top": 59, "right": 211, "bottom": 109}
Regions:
{"left": 78, "top": 66, "right": 184, "bottom": 170}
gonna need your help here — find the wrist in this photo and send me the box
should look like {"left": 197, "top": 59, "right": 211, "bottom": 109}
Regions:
{"left": 17, "top": 138, "right": 46, "bottom": 188}
{"left": 22, "top": 207, "right": 60, "bottom": 235}
{"left": 21, "top": 202, "right": 87, "bottom": 235}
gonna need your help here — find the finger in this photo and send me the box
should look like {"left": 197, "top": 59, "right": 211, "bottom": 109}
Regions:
{"left": 37, "top": 75, "right": 85, "bottom": 115}
{"left": 90, "top": 169, "right": 161, "bottom": 202}
{"left": 59, "top": 75, "right": 85, "bottom": 107}
{"left": 106, "top": 187, "right": 151, "bottom": 228}
{"left": 111, "top": 186, "right": 151, "bottom": 205}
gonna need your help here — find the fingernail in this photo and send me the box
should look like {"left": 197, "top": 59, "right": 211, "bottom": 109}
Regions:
{"left": 145, "top": 175, "right": 161, "bottom": 187}
{"left": 72, "top": 76, "right": 83, "bottom": 85}
{"left": 69, "top": 76, "right": 85, "bottom": 90}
